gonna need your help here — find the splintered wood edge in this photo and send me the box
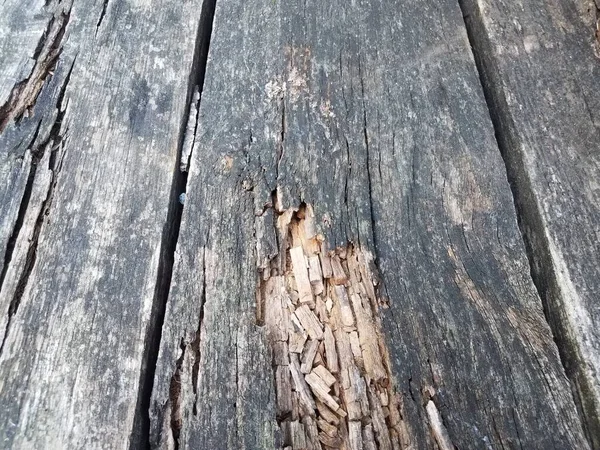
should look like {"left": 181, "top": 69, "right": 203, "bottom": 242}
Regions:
{"left": 256, "top": 201, "right": 419, "bottom": 450}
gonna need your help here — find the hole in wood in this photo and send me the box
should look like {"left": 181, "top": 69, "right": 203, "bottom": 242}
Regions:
{"left": 256, "top": 202, "right": 410, "bottom": 450}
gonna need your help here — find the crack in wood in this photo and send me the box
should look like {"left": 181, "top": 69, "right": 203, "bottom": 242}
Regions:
{"left": 257, "top": 200, "right": 412, "bottom": 449}
{"left": 95, "top": 0, "right": 109, "bottom": 31}
{"left": 138, "top": 0, "right": 218, "bottom": 448}
{"left": 0, "top": 58, "right": 74, "bottom": 353}
{"left": 0, "top": 1, "right": 72, "bottom": 133}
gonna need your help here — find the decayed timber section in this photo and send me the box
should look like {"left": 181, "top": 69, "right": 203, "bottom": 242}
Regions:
{"left": 151, "top": 0, "right": 589, "bottom": 449}
{"left": 459, "top": 0, "right": 600, "bottom": 446}
{"left": 0, "top": 0, "right": 207, "bottom": 447}
{"left": 257, "top": 203, "right": 409, "bottom": 449}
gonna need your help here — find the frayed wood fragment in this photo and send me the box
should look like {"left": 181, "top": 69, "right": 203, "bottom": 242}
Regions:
{"left": 426, "top": 401, "right": 454, "bottom": 450}
{"left": 180, "top": 87, "right": 200, "bottom": 172}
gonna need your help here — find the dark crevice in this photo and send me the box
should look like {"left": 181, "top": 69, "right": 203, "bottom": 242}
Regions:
{"left": 0, "top": 122, "right": 42, "bottom": 297}
{"left": 0, "top": 58, "right": 74, "bottom": 356}
{"left": 276, "top": 99, "right": 285, "bottom": 183}
{"left": 130, "top": 0, "right": 217, "bottom": 448}
{"left": 168, "top": 339, "right": 186, "bottom": 450}
{"left": 96, "top": 0, "right": 109, "bottom": 30}
{"left": 357, "top": 58, "right": 379, "bottom": 258}
{"left": 191, "top": 244, "right": 208, "bottom": 419}
{"left": 457, "top": 1, "right": 597, "bottom": 447}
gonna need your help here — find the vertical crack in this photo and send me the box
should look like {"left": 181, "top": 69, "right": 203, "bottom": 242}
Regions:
{"left": 358, "top": 57, "right": 379, "bottom": 262}
{"left": 96, "top": 0, "right": 109, "bottom": 31}
{"left": 456, "top": 0, "right": 596, "bottom": 446}
{"left": 0, "top": 57, "right": 75, "bottom": 355}
{"left": 130, "top": 0, "right": 218, "bottom": 448}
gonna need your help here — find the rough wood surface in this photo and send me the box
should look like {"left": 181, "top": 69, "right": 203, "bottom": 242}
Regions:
{"left": 150, "top": 0, "right": 589, "bottom": 448}
{"left": 0, "top": 0, "right": 206, "bottom": 446}
{"left": 460, "top": 0, "right": 600, "bottom": 446}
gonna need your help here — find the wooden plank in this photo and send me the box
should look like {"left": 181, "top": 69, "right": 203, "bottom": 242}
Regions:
{"left": 460, "top": 0, "right": 600, "bottom": 446}
{"left": 151, "top": 1, "right": 589, "bottom": 450}
{"left": 0, "top": 0, "right": 206, "bottom": 447}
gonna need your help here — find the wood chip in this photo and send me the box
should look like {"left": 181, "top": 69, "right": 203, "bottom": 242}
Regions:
{"left": 301, "top": 339, "right": 320, "bottom": 373}
{"left": 315, "top": 399, "right": 340, "bottom": 425}
{"left": 313, "top": 365, "right": 336, "bottom": 387}
{"left": 331, "top": 255, "right": 349, "bottom": 285}
{"left": 263, "top": 276, "right": 289, "bottom": 342}
{"left": 315, "top": 296, "right": 329, "bottom": 323}
{"left": 308, "top": 255, "right": 323, "bottom": 282}
{"left": 380, "top": 388, "right": 389, "bottom": 407}
{"left": 292, "top": 391, "right": 300, "bottom": 421}
{"left": 320, "top": 254, "right": 333, "bottom": 279}
{"left": 325, "top": 297, "right": 333, "bottom": 313}
{"left": 276, "top": 365, "right": 293, "bottom": 418}
{"left": 426, "top": 401, "right": 454, "bottom": 450}
{"left": 323, "top": 325, "right": 339, "bottom": 374}
{"left": 368, "top": 386, "right": 393, "bottom": 450}
{"left": 317, "top": 418, "right": 338, "bottom": 437}
{"left": 305, "top": 372, "right": 340, "bottom": 412}
{"left": 349, "top": 331, "right": 363, "bottom": 365}
{"left": 289, "top": 331, "right": 308, "bottom": 353}
{"left": 289, "top": 354, "right": 317, "bottom": 413}
{"left": 302, "top": 416, "right": 321, "bottom": 450}
{"left": 334, "top": 285, "right": 354, "bottom": 327}
{"left": 302, "top": 204, "right": 317, "bottom": 239}
{"left": 290, "top": 246, "right": 314, "bottom": 304}
{"left": 289, "top": 420, "right": 308, "bottom": 449}
{"left": 319, "top": 431, "right": 343, "bottom": 448}
{"left": 295, "top": 305, "right": 324, "bottom": 340}
{"left": 348, "top": 421, "right": 364, "bottom": 450}
{"left": 350, "top": 293, "right": 386, "bottom": 381}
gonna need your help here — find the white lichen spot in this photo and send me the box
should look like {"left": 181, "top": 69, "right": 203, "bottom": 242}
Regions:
{"left": 523, "top": 35, "right": 540, "bottom": 53}
{"left": 265, "top": 79, "right": 284, "bottom": 102}
{"left": 320, "top": 100, "right": 335, "bottom": 119}
{"left": 287, "top": 67, "right": 307, "bottom": 103}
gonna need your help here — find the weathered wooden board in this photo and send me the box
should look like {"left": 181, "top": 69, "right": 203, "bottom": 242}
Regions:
{"left": 460, "top": 0, "right": 600, "bottom": 446}
{"left": 0, "top": 0, "right": 206, "bottom": 446}
{"left": 150, "top": 0, "right": 589, "bottom": 448}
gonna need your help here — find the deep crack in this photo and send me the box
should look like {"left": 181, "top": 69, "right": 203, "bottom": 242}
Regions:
{"left": 131, "top": 0, "right": 218, "bottom": 448}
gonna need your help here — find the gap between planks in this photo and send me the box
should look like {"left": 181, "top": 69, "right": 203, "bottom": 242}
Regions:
{"left": 131, "top": 0, "right": 218, "bottom": 447}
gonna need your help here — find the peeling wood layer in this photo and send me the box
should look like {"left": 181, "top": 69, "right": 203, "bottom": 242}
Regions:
{"left": 258, "top": 203, "right": 410, "bottom": 449}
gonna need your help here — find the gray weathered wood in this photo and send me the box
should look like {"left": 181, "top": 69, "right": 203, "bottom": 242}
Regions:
{"left": 150, "top": 0, "right": 589, "bottom": 448}
{"left": 460, "top": 0, "right": 600, "bottom": 446}
{"left": 0, "top": 0, "right": 206, "bottom": 446}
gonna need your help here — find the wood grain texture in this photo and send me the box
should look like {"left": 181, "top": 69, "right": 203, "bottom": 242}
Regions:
{"left": 0, "top": 0, "right": 205, "bottom": 446}
{"left": 151, "top": 0, "right": 589, "bottom": 448}
{"left": 460, "top": 0, "right": 600, "bottom": 445}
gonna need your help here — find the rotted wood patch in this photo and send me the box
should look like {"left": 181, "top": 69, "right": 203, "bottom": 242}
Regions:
{"left": 257, "top": 202, "right": 411, "bottom": 450}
